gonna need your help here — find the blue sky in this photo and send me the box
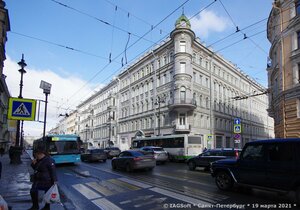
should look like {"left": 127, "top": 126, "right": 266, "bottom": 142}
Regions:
{"left": 4, "top": 0, "right": 273, "bottom": 136}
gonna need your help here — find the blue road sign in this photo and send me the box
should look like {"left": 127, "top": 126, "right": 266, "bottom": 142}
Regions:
{"left": 234, "top": 118, "right": 241, "bottom": 125}
{"left": 234, "top": 125, "right": 242, "bottom": 134}
{"left": 8, "top": 98, "right": 36, "bottom": 121}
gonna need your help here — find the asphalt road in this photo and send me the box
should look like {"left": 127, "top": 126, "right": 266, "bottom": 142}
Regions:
{"left": 55, "top": 159, "right": 299, "bottom": 210}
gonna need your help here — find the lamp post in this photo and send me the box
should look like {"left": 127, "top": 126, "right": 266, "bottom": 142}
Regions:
{"left": 16, "top": 54, "right": 27, "bottom": 147}
{"left": 10, "top": 55, "right": 27, "bottom": 164}
{"left": 39, "top": 80, "right": 51, "bottom": 140}
{"left": 85, "top": 124, "right": 88, "bottom": 149}
{"left": 107, "top": 111, "right": 111, "bottom": 148}
{"left": 155, "top": 96, "right": 164, "bottom": 136}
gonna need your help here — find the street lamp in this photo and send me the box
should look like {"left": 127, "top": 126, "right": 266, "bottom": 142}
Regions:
{"left": 40, "top": 80, "right": 51, "bottom": 140}
{"left": 16, "top": 54, "right": 27, "bottom": 148}
{"left": 155, "top": 96, "right": 165, "bottom": 136}
{"left": 10, "top": 54, "right": 27, "bottom": 164}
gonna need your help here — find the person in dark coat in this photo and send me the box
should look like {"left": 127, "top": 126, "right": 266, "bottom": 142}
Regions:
{"left": 28, "top": 148, "right": 57, "bottom": 210}
{"left": 0, "top": 160, "right": 2, "bottom": 179}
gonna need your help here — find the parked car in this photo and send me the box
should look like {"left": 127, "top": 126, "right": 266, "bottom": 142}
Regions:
{"left": 210, "top": 139, "right": 300, "bottom": 203}
{"left": 111, "top": 150, "right": 156, "bottom": 172}
{"left": 140, "top": 146, "right": 168, "bottom": 164}
{"left": 104, "top": 147, "right": 121, "bottom": 158}
{"left": 81, "top": 149, "right": 107, "bottom": 162}
{"left": 187, "top": 148, "right": 241, "bottom": 171}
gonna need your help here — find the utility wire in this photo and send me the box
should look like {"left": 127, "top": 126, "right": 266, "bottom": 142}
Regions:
{"left": 9, "top": 31, "right": 121, "bottom": 63}
{"left": 103, "top": 0, "right": 168, "bottom": 35}
{"left": 62, "top": 0, "right": 192, "bottom": 110}
{"left": 49, "top": 0, "right": 155, "bottom": 44}
{"left": 218, "top": 0, "right": 268, "bottom": 55}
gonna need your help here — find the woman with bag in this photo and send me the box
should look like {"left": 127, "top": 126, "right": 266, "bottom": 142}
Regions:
{"left": 28, "top": 147, "right": 57, "bottom": 210}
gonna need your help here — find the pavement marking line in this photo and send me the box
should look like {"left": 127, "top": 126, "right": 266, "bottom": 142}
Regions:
{"left": 108, "top": 179, "right": 140, "bottom": 191}
{"left": 92, "top": 198, "right": 123, "bottom": 210}
{"left": 182, "top": 185, "right": 228, "bottom": 201}
{"left": 153, "top": 172, "right": 213, "bottom": 187}
{"left": 118, "top": 177, "right": 152, "bottom": 188}
{"left": 150, "top": 187, "right": 212, "bottom": 205}
{"left": 72, "top": 183, "right": 102, "bottom": 200}
{"left": 120, "top": 195, "right": 154, "bottom": 205}
{"left": 86, "top": 182, "right": 116, "bottom": 196}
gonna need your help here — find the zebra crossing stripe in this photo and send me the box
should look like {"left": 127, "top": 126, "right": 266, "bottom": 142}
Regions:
{"left": 72, "top": 184, "right": 102, "bottom": 200}
{"left": 92, "top": 198, "right": 123, "bottom": 210}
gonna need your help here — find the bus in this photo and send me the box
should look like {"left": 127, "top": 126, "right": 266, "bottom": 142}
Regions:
{"left": 131, "top": 134, "right": 203, "bottom": 161}
{"left": 33, "top": 134, "right": 82, "bottom": 164}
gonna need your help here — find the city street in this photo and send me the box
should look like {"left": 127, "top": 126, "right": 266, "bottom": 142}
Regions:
{"left": 55, "top": 160, "right": 298, "bottom": 210}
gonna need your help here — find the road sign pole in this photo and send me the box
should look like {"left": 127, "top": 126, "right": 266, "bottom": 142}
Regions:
{"left": 43, "top": 93, "right": 49, "bottom": 140}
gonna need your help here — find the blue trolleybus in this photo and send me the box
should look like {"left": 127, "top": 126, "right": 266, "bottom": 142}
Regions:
{"left": 33, "top": 134, "right": 82, "bottom": 164}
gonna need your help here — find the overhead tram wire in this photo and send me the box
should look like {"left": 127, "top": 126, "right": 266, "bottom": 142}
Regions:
{"left": 61, "top": 0, "right": 193, "bottom": 110}
{"left": 49, "top": 0, "right": 156, "bottom": 45}
{"left": 207, "top": 17, "right": 268, "bottom": 48}
{"left": 9, "top": 31, "right": 121, "bottom": 64}
{"left": 207, "top": 2, "right": 294, "bottom": 48}
{"left": 103, "top": 0, "right": 168, "bottom": 35}
{"left": 92, "top": 1, "right": 220, "bottom": 91}
{"left": 218, "top": 0, "right": 268, "bottom": 56}
{"left": 59, "top": 0, "right": 280, "bottom": 111}
{"left": 63, "top": 0, "right": 271, "bottom": 111}
{"left": 62, "top": 1, "right": 289, "bottom": 110}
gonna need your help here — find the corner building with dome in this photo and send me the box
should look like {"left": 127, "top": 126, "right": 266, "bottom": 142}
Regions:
{"left": 73, "top": 14, "right": 274, "bottom": 155}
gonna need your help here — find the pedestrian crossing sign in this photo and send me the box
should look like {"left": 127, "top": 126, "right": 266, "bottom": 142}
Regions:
{"left": 8, "top": 97, "right": 36, "bottom": 121}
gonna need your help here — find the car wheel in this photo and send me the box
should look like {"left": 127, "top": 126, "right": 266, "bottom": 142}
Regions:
{"left": 125, "top": 163, "right": 132, "bottom": 172}
{"left": 188, "top": 161, "right": 196, "bottom": 171}
{"left": 112, "top": 162, "right": 117, "bottom": 170}
{"left": 215, "top": 171, "right": 233, "bottom": 191}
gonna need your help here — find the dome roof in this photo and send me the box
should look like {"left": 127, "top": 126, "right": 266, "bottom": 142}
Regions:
{"left": 175, "top": 14, "right": 191, "bottom": 29}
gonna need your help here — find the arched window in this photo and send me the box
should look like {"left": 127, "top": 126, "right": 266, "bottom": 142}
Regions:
{"left": 180, "top": 87, "right": 186, "bottom": 103}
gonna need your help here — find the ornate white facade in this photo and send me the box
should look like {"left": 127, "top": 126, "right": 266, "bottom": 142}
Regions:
{"left": 74, "top": 14, "right": 274, "bottom": 150}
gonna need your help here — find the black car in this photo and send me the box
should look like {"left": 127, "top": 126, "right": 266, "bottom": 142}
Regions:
{"left": 104, "top": 147, "right": 121, "bottom": 158}
{"left": 111, "top": 150, "right": 156, "bottom": 172}
{"left": 187, "top": 148, "right": 241, "bottom": 171}
{"left": 211, "top": 139, "right": 300, "bottom": 203}
{"left": 81, "top": 149, "right": 107, "bottom": 162}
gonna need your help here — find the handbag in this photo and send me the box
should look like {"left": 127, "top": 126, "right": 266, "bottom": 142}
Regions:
{"left": 43, "top": 184, "right": 61, "bottom": 204}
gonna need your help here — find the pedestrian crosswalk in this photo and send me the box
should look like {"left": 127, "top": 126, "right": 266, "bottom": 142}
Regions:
{"left": 72, "top": 176, "right": 229, "bottom": 209}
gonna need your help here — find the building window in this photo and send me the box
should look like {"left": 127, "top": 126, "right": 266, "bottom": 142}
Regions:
{"left": 298, "top": 31, "right": 300, "bottom": 49}
{"left": 180, "top": 62, "right": 186, "bottom": 73}
{"left": 179, "top": 113, "right": 186, "bottom": 125}
{"left": 193, "top": 72, "right": 196, "bottom": 82}
{"left": 179, "top": 41, "right": 186, "bottom": 52}
{"left": 297, "top": 0, "right": 300, "bottom": 15}
{"left": 180, "top": 87, "right": 186, "bottom": 103}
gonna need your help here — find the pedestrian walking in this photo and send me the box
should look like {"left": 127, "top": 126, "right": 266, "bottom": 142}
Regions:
{"left": 0, "top": 160, "right": 2, "bottom": 179}
{"left": 28, "top": 147, "right": 57, "bottom": 210}
{"left": 0, "top": 147, "right": 4, "bottom": 156}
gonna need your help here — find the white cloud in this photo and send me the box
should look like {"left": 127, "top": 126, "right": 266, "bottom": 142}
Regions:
{"left": 4, "top": 57, "right": 95, "bottom": 137}
{"left": 190, "top": 10, "right": 230, "bottom": 38}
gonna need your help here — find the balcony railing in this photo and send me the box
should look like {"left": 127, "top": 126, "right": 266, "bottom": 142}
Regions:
{"left": 168, "top": 98, "right": 197, "bottom": 111}
{"left": 174, "top": 124, "right": 191, "bottom": 133}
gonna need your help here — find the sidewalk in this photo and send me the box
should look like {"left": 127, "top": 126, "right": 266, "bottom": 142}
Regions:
{"left": 0, "top": 152, "right": 66, "bottom": 210}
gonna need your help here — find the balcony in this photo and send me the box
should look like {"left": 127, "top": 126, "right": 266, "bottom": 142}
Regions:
{"left": 168, "top": 98, "right": 197, "bottom": 112}
{"left": 174, "top": 124, "right": 191, "bottom": 133}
